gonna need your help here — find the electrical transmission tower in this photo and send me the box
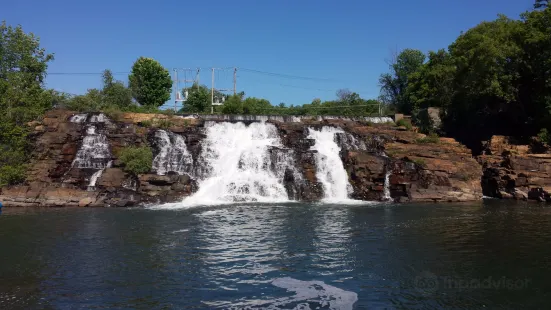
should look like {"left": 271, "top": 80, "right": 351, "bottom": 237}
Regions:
{"left": 173, "top": 68, "right": 200, "bottom": 111}
{"left": 211, "top": 67, "right": 237, "bottom": 114}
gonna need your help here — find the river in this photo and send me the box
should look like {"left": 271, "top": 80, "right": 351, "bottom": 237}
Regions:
{"left": 0, "top": 200, "right": 549, "bottom": 309}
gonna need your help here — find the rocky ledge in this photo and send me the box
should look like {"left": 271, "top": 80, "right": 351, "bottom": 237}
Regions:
{"left": 1, "top": 109, "right": 529, "bottom": 207}
{"left": 478, "top": 136, "right": 551, "bottom": 202}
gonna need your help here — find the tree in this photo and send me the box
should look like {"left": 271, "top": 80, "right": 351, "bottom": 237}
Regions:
{"left": 0, "top": 21, "right": 56, "bottom": 185}
{"left": 101, "top": 69, "right": 132, "bottom": 108}
{"left": 534, "top": 0, "right": 549, "bottom": 9}
{"left": 444, "top": 15, "right": 524, "bottom": 145}
{"left": 221, "top": 94, "right": 243, "bottom": 114}
{"left": 128, "top": 57, "right": 172, "bottom": 107}
{"left": 242, "top": 97, "right": 271, "bottom": 114}
{"left": 379, "top": 49, "right": 426, "bottom": 114}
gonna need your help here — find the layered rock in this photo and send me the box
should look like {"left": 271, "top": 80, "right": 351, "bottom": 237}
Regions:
{"left": 0, "top": 110, "right": 200, "bottom": 207}
{"left": 478, "top": 136, "right": 551, "bottom": 202}
{"left": 1, "top": 110, "right": 490, "bottom": 206}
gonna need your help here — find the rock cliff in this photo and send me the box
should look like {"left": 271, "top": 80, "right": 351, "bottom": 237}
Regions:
{"left": 0, "top": 110, "right": 486, "bottom": 207}
{"left": 478, "top": 136, "right": 551, "bottom": 202}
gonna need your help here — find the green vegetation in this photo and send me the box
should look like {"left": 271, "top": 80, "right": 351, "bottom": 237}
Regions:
{"left": 415, "top": 133, "right": 440, "bottom": 144}
{"left": 129, "top": 57, "right": 172, "bottom": 107}
{"left": 396, "top": 119, "right": 412, "bottom": 130}
{"left": 538, "top": 128, "right": 550, "bottom": 145}
{"left": 411, "top": 158, "right": 427, "bottom": 167}
{"left": 118, "top": 146, "right": 153, "bottom": 175}
{"left": 379, "top": 2, "right": 551, "bottom": 150}
{"left": 0, "top": 21, "right": 62, "bottom": 186}
{"left": 156, "top": 119, "right": 172, "bottom": 129}
{"left": 179, "top": 86, "right": 383, "bottom": 116}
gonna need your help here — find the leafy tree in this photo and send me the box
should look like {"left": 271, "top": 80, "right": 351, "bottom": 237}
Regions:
{"left": 101, "top": 69, "right": 132, "bottom": 108}
{"left": 534, "top": 0, "right": 549, "bottom": 9}
{"left": 129, "top": 57, "right": 172, "bottom": 107}
{"left": 242, "top": 97, "right": 271, "bottom": 114}
{"left": 379, "top": 49, "right": 426, "bottom": 114}
{"left": 221, "top": 94, "right": 243, "bottom": 114}
{"left": 0, "top": 21, "right": 56, "bottom": 186}
{"left": 180, "top": 83, "right": 210, "bottom": 113}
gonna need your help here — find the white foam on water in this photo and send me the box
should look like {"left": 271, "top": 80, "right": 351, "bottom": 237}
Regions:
{"left": 271, "top": 277, "right": 358, "bottom": 310}
{"left": 206, "top": 277, "right": 358, "bottom": 309}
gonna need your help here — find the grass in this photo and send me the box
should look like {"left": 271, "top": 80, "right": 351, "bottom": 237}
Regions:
{"left": 415, "top": 133, "right": 440, "bottom": 144}
{"left": 411, "top": 158, "right": 426, "bottom": 167}
{"left": 396, "top": 118, "right": 412, "bottom": 130}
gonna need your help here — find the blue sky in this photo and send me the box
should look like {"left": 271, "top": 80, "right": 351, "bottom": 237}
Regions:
{"left": 4, "top": 0, "right": 535, "bottom": 108}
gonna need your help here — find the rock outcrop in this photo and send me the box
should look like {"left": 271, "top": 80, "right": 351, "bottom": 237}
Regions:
{"left": 478, "top": 136, "right": 551, "bottom": 202}
{"left": 1, "top": 110, "right": 489, "bottom": 207}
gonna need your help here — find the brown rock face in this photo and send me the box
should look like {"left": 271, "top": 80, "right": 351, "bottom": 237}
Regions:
{"left": 479, "top": 137, "right": 551, "bottom": 202}
{"left": 1, "top": 110, "right": 497, "bottom": 207}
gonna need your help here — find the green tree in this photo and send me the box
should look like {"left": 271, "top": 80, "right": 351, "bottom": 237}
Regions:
{"left": 101, "top": 69, "right": 133, "bottom": 108}
{"left": 180, "top": 83, "right": 210, "bottom": 113}
{"left": 534, "top": 0, "right": 549, "bottom": 9}
{"left": 0, "top": 21, "right": 56, "bottom": 186}
{"left": 444, "top": 15, "right": 524, "bottom": 144}
{"left": 221, "top": 94, "right": 243, "bottom": 114}
{"left": 129, "top": 57, "right": 172, "bottom": 107}
{"left": 379, "top": 49, "right": 426, "bottom": 114}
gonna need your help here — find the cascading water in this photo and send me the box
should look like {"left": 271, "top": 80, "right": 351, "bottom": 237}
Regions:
{"left": 152, "top": 130, "right": 193, "bottom": 176}
{"left": 308, "top": 127, "right": 354, "bottom": 202}
{"left": 179, "top": 122, "right": 298, "bottom": 206}
{"left": 72, "top": 126, "right": 112, "bottom": 169}
{"left": 383, "top": 170, "right": 391, "bottom": 200}
{"left": 70, "top": 114, "right": 112, "bottom": 190}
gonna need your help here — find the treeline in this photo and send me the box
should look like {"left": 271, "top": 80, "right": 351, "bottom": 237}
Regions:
{"left": 379, "top": 1, "right": 551, "bottom": 149}
{"left": 180, "top": 84, "right": 381, "bottom": 116}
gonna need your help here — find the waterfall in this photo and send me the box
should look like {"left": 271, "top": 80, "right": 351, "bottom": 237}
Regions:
{"left": 152, "top": 130, "right": 193, "bottom": 176}
{"left": 308, "top": 127, "right": 354, "bottom": 202}
{"left": 180, "top": 122, "right": 297, "bottom": 206}
{"left": 383, "top": 170, "right": 391, "bottom": 200}
{"left": 87, "top": 160, "right": 112, "bottom": 191}
{"left": 72, "top": 125, "right": 112, "bottom": 169}
{"left": 70, "top": 114, "right": 112, "bottom": 191}
{"left": 69, "top": 113, "right": 88, "bottom": 123}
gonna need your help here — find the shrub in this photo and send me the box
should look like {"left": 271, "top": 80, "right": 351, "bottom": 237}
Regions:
{"left": 118, "top": 146, "right": 153, "bottom": 175}
{"left": 0, "top": 164, "right": 27, "bottom": 187}
{"left": 538, "top": 128, "right": 550, "bottom": 145}
{"left": 156, "top": 119, "right": 172, "bottom": 129}
{"left": 415, "top": 132, "right": 440, "bottom": 144}
{"left": 139, "top": 120, "right": 153, "bottom": 127}
{"left": 396, "top": 118, "right": 412, "bottom": 130}
{"left": 411, "top": 158, "right": 426, "bottom": 167}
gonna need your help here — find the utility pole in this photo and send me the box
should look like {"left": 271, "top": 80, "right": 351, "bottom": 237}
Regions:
{"left": 211, "top": 68, "right": 215, "bottom": 114}
{"left": 174, "top": 69, "right": 178, "bottom": 112}
{"left": 233, "top": 67, "right": 237, "bottom": 95}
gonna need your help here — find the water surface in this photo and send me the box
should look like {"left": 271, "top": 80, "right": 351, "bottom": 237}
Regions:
{"left": 1, "top": 201, "right": 550, "bottom": 309}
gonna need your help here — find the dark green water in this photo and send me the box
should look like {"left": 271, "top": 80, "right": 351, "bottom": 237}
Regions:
{"left": 1, "top": 200, "right": 550, "bottom": 309}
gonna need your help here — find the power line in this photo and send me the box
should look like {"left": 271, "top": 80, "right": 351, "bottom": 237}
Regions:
{"left": 239, "top": 68, "right": 338, "bottom": 82}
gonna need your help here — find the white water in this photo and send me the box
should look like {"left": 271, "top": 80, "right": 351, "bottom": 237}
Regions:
{"left": 169, "top": 122, "right": 296, "bottom": 207}
{"left": 72, "top": 125, "right": 112, "bottom": 169}
{"left": 383, "top": 170, "right": 391, "bottom": 200}
{"left": 308, "top": 127, "right": 355, "bottom": 203}
{"left": 151, "top": 130, "right": 193, "bottom": 176}
{"left": 69, "top": 113, "right": 88, "bottom": 123}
